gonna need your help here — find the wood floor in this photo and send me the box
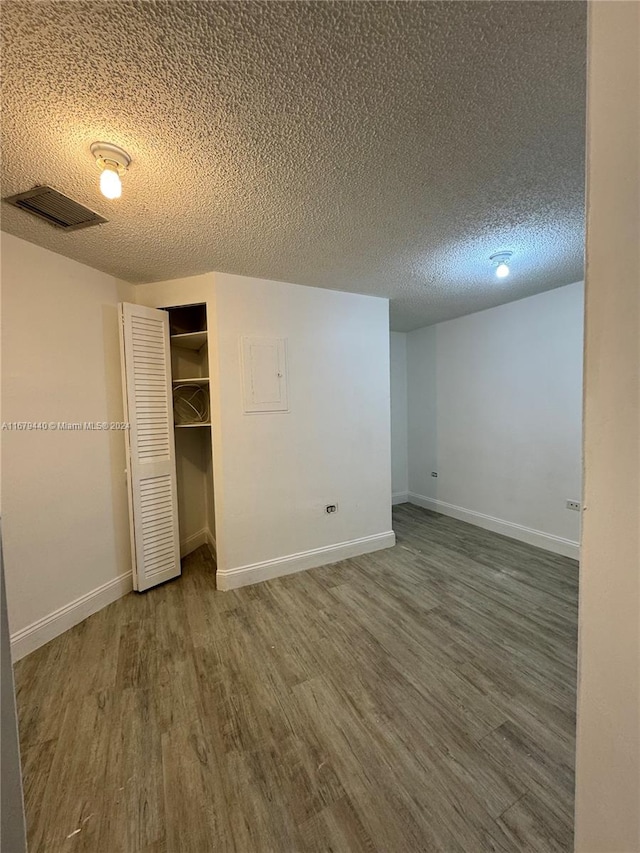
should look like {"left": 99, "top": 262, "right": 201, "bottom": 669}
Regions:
{"left": 14, "top": 504, "right": 579, "bottom": 852}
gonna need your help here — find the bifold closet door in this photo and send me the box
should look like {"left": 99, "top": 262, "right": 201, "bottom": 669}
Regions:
{"left": 119, "top": 303, "right": 181, "bottom": 591}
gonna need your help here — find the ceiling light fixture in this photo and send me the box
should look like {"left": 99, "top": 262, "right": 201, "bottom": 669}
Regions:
{"left": 90, "top": 142, "right": 130, "bottom": 199}
{"left": 489, "top": 251, "right": 513, "bottom": 279}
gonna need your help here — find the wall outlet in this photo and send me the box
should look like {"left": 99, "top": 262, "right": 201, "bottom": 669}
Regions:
{"left": 566, "top": 500, "right": 581, "bottom": 511}
{"left": 431, "top": 472, "right": 438, "bottom": 478}
{"left": 325, "top": 504, "right": 338, "bottom": 514}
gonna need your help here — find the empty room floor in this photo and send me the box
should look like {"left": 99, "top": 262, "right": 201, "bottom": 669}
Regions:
{"left": 14, "top": 504, "right": 578, "bottom": 852}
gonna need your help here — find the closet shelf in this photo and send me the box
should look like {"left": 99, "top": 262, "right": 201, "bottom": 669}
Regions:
{"left": 170, "top": 331, "right": 207, "bottom": 351}
{"left": 172, "top": 377, "right": 209, "bottom": 385}
{"left": 174, "top": 422, "right": 211, "bottom": 428}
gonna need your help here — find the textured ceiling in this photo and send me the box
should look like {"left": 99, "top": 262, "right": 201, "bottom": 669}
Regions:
{"left": 1, "top": 1, "right": 586, "bottom": 331}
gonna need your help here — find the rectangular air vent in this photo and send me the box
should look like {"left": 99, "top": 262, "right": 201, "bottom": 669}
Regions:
{"left": 3, "top": 186, "right": 107, "bottom": 231}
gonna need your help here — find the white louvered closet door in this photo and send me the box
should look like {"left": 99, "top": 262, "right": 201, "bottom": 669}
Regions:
{"left": 119, "top": 303, "right": 181, "bottom": 591}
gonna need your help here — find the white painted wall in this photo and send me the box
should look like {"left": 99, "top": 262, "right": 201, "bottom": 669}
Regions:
{"left": 405, "top": 282, "right": 584, "bottom": 557}
{"left": 174, "top": 429, "right": 208, "bottom": 551}
{"left": 574, "top": 3, "right": 640, "bottom": 850}
{"left": 213, "top": 273, "right": 393, "bottom": 584}
{"left": 390, "top": 331, "right": 408, "bottom": 502}
{"left": 1, "top": 233, "right": 135, "bottom": 657}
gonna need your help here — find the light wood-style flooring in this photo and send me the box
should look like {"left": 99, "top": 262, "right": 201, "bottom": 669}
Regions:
{"left": 14, "top": 504, "right": 578, "bottom": 852}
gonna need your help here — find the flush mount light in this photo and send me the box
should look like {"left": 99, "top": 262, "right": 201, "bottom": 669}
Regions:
{"left": 90, "top": 142, "right": 130, "bottom": 199}
{"left": 489, "top": 251, "right": 513, "bottom": 279}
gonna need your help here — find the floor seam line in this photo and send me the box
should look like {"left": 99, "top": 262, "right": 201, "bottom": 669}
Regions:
{"left": 495, "top": 789, "right": 528, "bottom": 821}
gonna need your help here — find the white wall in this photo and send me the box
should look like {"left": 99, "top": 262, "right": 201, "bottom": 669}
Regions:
{"left": 213, "top": 273, "right": 393, "bottom": 584}
{"left": 405, "top": 282, "right": 584, "bottom": 557}
{"left": 1, "top": 233, "right": 134, "bottom": 657}
{"left": 174, "top": 428, "right": 208, "bottom": 551}
{"left": 574, "top": 3, "right": 640, "bottom": 850}
{"left": 390, "top": 331, "right": 408, "bottom": 501}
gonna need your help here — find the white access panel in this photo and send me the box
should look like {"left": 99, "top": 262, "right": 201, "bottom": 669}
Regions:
{"left": 119, "top": 303, "right": 181, "bottom": 591}
{"left": 241, "top": 336, "right": 289, "bottom": 413}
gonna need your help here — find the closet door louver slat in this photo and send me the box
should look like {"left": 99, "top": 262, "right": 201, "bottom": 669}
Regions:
{"left": 120, "top": 303, "right": 181, "bottom": 591}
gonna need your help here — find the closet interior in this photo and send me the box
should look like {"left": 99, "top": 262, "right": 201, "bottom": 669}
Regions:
{"left": 167, "top": 303, "right": 216, "bottom": 559}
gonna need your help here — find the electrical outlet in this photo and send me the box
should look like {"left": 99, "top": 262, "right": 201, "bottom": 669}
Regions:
{"left": 325, "top": 504, "right": 338, "bottom": 514}
{"left": 566, "top": 500, "right": 581, "bottom": 511}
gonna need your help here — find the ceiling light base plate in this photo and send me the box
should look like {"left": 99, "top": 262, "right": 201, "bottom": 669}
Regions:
{"left": 91, "top": 142, "right": 130, "bottom": 174}
{"left": 489, "top": 251, "right": 513, "bottom": 266}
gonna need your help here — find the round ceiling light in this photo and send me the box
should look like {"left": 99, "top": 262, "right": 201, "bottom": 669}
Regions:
{"left": 90, "top": 142, "right": 131, "bottom": 200}
{"left": 489, "top": 251, "right": 513, "bottom": 279}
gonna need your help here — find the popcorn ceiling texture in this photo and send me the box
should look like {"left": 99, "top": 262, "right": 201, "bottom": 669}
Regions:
{"left": 1, "top": 1, "right": 586, "bottom": 331}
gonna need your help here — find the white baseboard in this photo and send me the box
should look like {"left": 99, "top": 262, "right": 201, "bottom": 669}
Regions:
{"left": 217, "top": 530, "right": 396, "bottom": 591}
{"left": 407, "top": 493, "right": 580, "bottom": 560}
{"left": 180, "top": 527, "right": 208, "bottom": 557}
{"left": 181, "top": 527, "right": 216, "bottom": 559}
{"left": 392, "top": 492, "right": 409, "bottom": 505}
{"left": 10, "top": 571, "right": 133, "bottom": 662}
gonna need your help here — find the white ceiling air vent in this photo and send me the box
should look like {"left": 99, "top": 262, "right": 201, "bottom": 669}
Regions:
{"left": 3, "top": 186, "right": 107, "bottom": 231}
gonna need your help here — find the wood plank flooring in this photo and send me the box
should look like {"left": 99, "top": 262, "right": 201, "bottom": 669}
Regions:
{"left": 14, "top": 504, "right": 578, "bottom": 852}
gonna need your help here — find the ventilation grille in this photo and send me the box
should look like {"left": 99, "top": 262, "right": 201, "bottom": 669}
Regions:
{"left": 3, "top": 186, "right": 107, "bottom": 231}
